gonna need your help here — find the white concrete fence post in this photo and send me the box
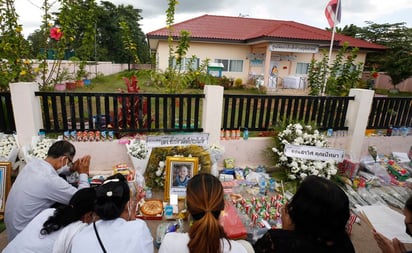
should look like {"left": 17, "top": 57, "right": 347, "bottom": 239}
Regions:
{"left": 345, "top": 88, "right": 375, "bottom": 161}
{"left": 202, "top": 85, "right": 224, "bottom": 146}
{"left": 9, "top": 82, "right": 43, "bottom": 148}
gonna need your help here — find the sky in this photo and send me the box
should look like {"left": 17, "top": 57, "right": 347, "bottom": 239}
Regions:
{"left": 15, "top": 0, "right": 412, "bottom": 38}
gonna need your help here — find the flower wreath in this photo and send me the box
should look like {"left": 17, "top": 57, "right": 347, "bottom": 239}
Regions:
{"left": 144, "top": 145, "right": 211, "bottom": 189}
{"left": 272, "top": 122, "right": 337, "bottom": 182}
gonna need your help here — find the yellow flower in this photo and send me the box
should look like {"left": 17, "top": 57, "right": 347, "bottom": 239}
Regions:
{"left": 24, "top": 59, "right": 30, "bottom": 64}
{"left": 16, "top": 27, "right": 22, "bottom": 33}
{"left": 20, "top": 70, "right": 27, "bottom": 76}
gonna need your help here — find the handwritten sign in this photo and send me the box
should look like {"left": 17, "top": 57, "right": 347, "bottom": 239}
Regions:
{"left": 146, "top": 133, "right": 209, "bottom": 148}
{"left": 284, "top": 144, "right": 345, "bottom": 162}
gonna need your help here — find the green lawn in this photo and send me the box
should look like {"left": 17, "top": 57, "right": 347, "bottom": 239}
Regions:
{"left": 75, "top": 71, "right": 411, "bottom": 97}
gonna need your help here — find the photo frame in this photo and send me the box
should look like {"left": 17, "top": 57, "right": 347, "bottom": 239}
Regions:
{"left": 164, "top": 156, "right": 199, "bottom": 201}
{"left": 0, "top": 162, "right": 12, "bottom": 213}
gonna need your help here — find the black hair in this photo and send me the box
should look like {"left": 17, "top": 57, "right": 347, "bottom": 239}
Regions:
{"left": 94, "top": 173, "right": 130, "bottom": 220}
{"left": 40, "top": 187, "right": 96, "bottom": 235}
{"left": 47, "top": 140, "right": 76, "bottom": 159}
{"left": 287, "top": 175, "right": 350, "bottom": 245}
{"left": 405, "top": 196, "right": 412, "bottom": 212}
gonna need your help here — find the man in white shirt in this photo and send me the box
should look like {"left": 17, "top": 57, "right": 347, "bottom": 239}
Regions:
{"left": 4, "top": 140, "right": 90, "bottom": 241}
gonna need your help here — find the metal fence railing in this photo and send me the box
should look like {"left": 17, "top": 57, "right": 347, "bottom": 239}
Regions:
{"left": 34, "top": 92, "right": 204, "bottom": 134}
{"left": 367, "top": 97, "right": 412, "bottom": 129}
{"left": 0, "top": 92, "right": 15, "bottom": 134}
{"left": 222, "top": 95, "right": 354, "bottom": 131}
{"left": 6, "top": 91, "right": 409, "bottom": 135}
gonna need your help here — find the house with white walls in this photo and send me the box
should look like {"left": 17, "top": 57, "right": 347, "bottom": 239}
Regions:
{"left": 147, "top": 14, "right": 385, "bottom": 88}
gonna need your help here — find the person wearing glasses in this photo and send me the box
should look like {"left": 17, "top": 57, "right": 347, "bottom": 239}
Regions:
{"left": 5, "top": 140, "right": 91, "bottom": 241}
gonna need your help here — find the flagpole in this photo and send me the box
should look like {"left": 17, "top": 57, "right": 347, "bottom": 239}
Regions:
{"left": 321, "top": 0, "right": 340, "bottom": 96}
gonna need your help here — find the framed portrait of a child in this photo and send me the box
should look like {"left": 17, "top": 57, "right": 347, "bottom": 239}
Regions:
{"left": 164, "top": 156, "right": 198, "bottom": 200}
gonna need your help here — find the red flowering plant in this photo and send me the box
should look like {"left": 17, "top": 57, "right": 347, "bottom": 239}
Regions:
{"left": 50, "top": 27, "right": 63, "bottom": 40}
{"left": 115, "top": 74, "right": 151, "bottom": 134}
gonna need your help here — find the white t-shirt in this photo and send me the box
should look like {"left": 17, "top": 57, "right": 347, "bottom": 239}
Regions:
{"left": 5, "top": 159, "right": 89, "bottom": 241}
{"left": 71, "top": 218, "right": 154, "bottom": 253}
{"left": 158, "top": 232, "right": 248, "bottom": 253}
{"left": 3, "top": 208, "right": 59, "bottom": 252}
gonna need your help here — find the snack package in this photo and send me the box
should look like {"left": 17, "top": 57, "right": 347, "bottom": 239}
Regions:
{"left": 76, "top": 131, "right": 83, "bottom": 142}
{"left": 95, "top": 131, "right": 101, "bottom": 141}
{"left": 224, "top": 158, "right": 235, "bottom": 169}
{"left": 63, "top": 131, "right": 70, "bottom": 140}
{"left": 108, "top": 131, "right": 114, "bottom": 141}
{"left": 88, "top": 131, "right": 95, "bottom": 142}
{"left": 70, "top": 131, "right": 77, "bottom": 141}
{"left": 101, "top": 131, "right": 107, "bottom": 141}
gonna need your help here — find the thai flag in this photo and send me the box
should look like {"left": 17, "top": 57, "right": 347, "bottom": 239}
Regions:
{"left": 325, "top": 0, "right": 342, "bottom": 28}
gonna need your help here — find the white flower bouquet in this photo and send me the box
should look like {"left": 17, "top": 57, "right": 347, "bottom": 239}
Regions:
{"left": 22, "top": 137, "right": 56, "bottom": 163}
{"left": 126, "top": 137, "right": 151, "bottom": 175}
{"left": 0, "top": 134, "right": 18, "bottom": 162}
{"left": 272, "top": 123, "right": 337, "bottom": 181}
{"left": 127, "top": 139, "right": 149, "bottom": 160}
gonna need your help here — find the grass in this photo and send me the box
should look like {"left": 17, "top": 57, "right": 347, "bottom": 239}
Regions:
{"left": 74, "top": 71, "right": 412, "bottom": 97}
{"left": 73, "top": 71, "right": 264, "bottom": 95}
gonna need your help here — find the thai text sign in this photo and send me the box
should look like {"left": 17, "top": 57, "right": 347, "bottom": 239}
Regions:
{"left": 284, "top": 144, "right": 345, "bottom": 162}
{"left": 146, "top": 133, "right": 209, "bottom": 148}
{"left": 269, "top": 43, "right": 319, "bottom": 53}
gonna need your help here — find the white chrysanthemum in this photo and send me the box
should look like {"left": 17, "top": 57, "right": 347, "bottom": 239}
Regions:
{"left": 159, "top": 161, "right": 165, "bottom": 168}
{"left": 294, "top": 137, "right": 304, "bottom": 145}
{"left": 280, "top": 156, "right": 288, "bottom": 162}
{"left": 155, "top": 169, "right": 163, "bottom": 177}
{"left": 127, "top": 139, "right": 148, "bottom": 160}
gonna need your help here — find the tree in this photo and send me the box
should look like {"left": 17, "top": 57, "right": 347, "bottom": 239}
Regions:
{"left": 0, "top": 0, "right": 37, "bottom": 91}
{"left": 95, "top": 2, "right": 150, "bottom": 63}
{"left": 347, "top": 22, "right": 412, "bottom": 89}
{"left": 307, "top": 43, "right": 363, "bottom": 96}
{"left": 25, "top": 1, "right": 150, "bottom": 65}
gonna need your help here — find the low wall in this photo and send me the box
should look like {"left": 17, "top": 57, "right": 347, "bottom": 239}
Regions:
{"left": 73, "top": 135, "right": 412, "bottom": 176}
{"left": 362, "top": 72, "right": 412, "bottom": 92}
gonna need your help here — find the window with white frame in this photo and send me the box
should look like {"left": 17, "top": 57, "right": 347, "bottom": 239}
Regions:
{"left": 215, "top": 59, "right": 243, "bottom": 72}
{"left": 296, "top": 62, "right": 309, "bottom": 75}
{"left": 172, "top": 57, "right": 200, "bottom": 71}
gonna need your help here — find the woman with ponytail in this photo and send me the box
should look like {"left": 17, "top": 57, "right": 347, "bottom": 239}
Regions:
{"left": 159, "top": 173, "right": 249, "bottom": 253}
{"left": 3, "top": 187, "right": 96, "bottom": 253}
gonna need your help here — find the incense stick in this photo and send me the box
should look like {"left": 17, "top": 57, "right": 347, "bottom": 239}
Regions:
{"left": 281, "top": 180, "right": 285, "bottom": 198}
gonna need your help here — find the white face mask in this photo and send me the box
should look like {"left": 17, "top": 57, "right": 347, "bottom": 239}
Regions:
{"left": 57, "top": 159, "right": 70, "bottom": 175}
{"left": 57, "top": 165, "right": 70, "bottom": 174}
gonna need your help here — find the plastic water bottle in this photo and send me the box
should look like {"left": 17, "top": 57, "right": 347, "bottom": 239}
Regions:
{"left": 243, "top": 127, "right": 249, "bottom": 140}
{"left": 259, "top": 176, "right": 266, "bottom": 195}
{"left": 269, "top": 178, "right": 276, "bottom": 192}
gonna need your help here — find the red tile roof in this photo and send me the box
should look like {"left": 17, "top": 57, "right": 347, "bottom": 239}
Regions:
{"left": 147, "top": 14, "right": 386, "bottom": 50}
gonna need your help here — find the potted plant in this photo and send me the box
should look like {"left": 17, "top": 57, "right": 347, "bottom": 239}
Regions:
{"left": 65, "top": 72, "right": 76, "bottom": 90}
{"left": 53, "top": 68, "right": 70, "bottom": 91}
{"left": 75, "top": 60, "right": 88, "bottom": 87}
